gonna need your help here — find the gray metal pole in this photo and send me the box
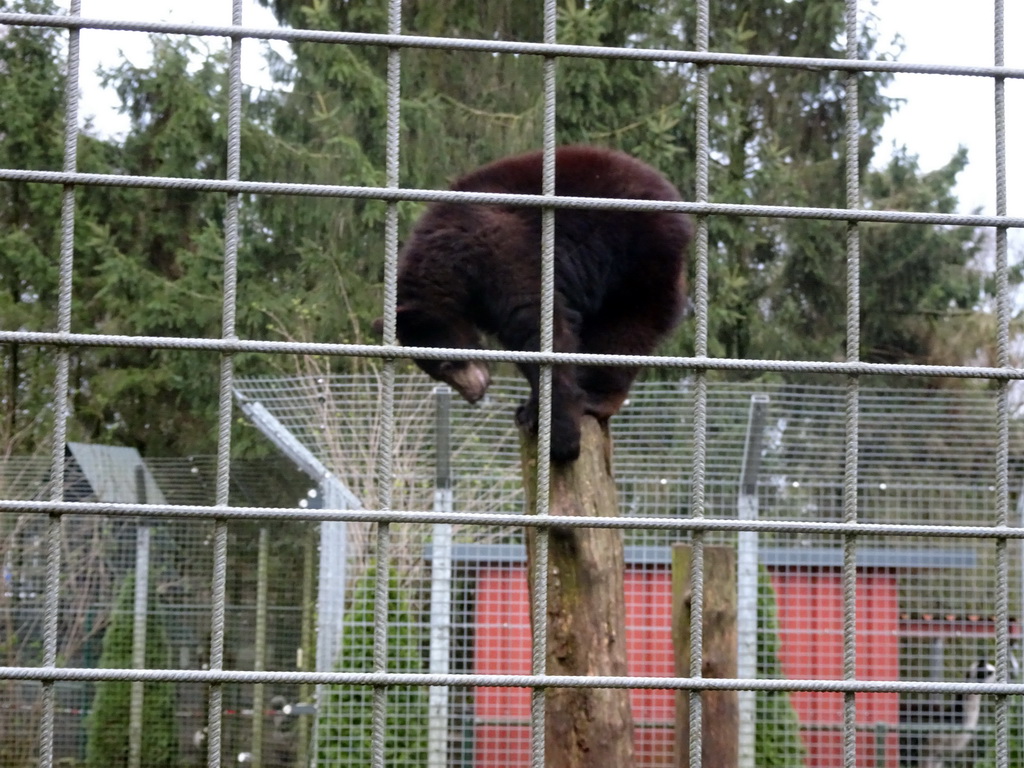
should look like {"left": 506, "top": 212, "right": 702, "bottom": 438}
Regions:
{"left": 128, "top": 465, "right": 150, "bottom": 768}
{"left": 316, "top": 482, "right": 351, "bottom": 672}
{"left": 737, "top": 394, "right": 769, "bottom": 768}
{"left": 428, "top": 386, "right": 454, "bottom": 768}
{"left": 296, "top": 527, "right": 315, "bottom": 767}
{"left": 251, "top": 527, "right": 269, "bottom": 767}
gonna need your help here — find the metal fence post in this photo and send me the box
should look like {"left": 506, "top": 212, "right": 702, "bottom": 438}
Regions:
{"left": 736, "top": 394, "right": 768, "bottom": 768}
{"left": 128, "top": 464, "right": 150, "bottom": 768}
{"left": 251, "top": 526, "right": 270, "bottom": 768}
{"left": 428, "top": 385, "right": 454, "bottom": 768}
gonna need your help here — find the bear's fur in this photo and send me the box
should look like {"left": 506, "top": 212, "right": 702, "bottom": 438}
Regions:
{"left": 392, "top": 146, "right": 692, "bottom": 462}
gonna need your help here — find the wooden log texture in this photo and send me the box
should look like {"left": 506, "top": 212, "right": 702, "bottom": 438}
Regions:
{"left": 672, "top": 544, "right": 739, "bottom": 768}
{"left": 520, "top": 415, "right": 636, "bottom": 768}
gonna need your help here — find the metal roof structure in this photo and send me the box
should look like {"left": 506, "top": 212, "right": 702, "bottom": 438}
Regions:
{"left": 65, "top": 442, "right": 168, "bottom": 504}
{"left": 0, "top": 452, "right": 309, "bottom": 508}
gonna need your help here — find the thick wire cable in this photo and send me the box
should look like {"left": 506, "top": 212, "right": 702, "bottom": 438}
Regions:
{"left": 529, "top": 4, "right": 558, "bottom": 766}
{"left": 688, "top": 3, "right": 711, "bottom": 766}
{"left": 6, "top": 166, "right": 1021, "bottom": 228}
{"left": 992, "top": 3, "right": 1010, "bottom": 767}
{"left": 39, "top": 2, "right": 81, "bottom": 765}
{"left": 842, "top": 3, "right": 862, "bottom": 766}
{"left": 370, "top": 2, "right": 403, "bottom": 766}
{"left": 205, "top": 3, "right": 244, "bottom": 766}
{"left": 7, "top": 329, "right": 1024, "bottom": 380}
{"left": 3, "top": 11, "right": 1024, "bottom": 80}
{"left": 11, "top": 665, "right": 1024, "bottom": 694}
{"left": 8, "top": 498, "right": 1024, "bottom": 538}
{"left": 9, "top": 665, "right": 1024, "bottom": 694}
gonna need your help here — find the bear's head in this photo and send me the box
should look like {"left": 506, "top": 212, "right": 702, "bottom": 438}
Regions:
{"left": 373, "top": 305, "right": 492, "bottom": 404}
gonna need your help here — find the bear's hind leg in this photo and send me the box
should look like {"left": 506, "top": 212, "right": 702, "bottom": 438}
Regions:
{"left": 502, "top": 302, "right": 585, "bottom": 462}
{"left": 576, "top": 309, "right": 666, "bottom": 421}
{"left": 576, "top": 365, "right": 638, "bottom": 421}
{"left": 514, "top": 363, "right": 585, "bottom": 463}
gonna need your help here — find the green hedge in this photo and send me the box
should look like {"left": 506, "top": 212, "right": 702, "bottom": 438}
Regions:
{"left": 316, "top": 566, "right": 428, "bottom": 764}
{"left": 85, "top": 572, "right": 176, "bottom": 768}
{"left": 756, "top": 565, "right": 806, "bottom": 766}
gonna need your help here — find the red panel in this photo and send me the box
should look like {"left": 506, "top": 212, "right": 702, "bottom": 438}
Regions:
{"left": 635, "top": 726, "right": 675, "bottom": 767}
{"left": 475, "top": 565, "right": 679, "bottom": 766}
{"left": 474, "top": 725, "right": 531, "bottom": 768}
{"left": 473, "top": 562, "right": 902, "bottom": 768}
{"left": 625, "top": 569, "right": 675, "bottom": 724}
{"left": 474, "top": 567, "right": 532, "bottom": 768}
{"left": 770, "top": 568, "right": 900, "bottom": 767}
{"left": 626, "top": 568, "right": 676, "bottom": 766}
{"left": 474, "top": 567, "right": 531, "bottom": 723}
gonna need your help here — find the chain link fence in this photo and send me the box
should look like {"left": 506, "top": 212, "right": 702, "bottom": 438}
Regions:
{"left": 233, "top": 374, "right": 1024, "bottom": 768}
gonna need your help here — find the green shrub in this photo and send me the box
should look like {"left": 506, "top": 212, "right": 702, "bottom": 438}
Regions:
{"left": 316, "top": 566, "right": 428, "bottom": 765}
{"left": 756, "top": 566, "right": 806, "bottom": 766}
{"left": 85, "top": 572, "right": 176, "bottom": 768}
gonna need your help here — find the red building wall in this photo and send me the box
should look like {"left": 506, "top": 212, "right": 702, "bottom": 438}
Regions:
{"left": 473, "top": 563, "right": 900, "bottom": 767}
{"left": 770, "top": 568, "right": 900, "bottom": 766}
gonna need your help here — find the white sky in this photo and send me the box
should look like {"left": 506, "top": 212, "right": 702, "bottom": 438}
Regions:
{"left": 72, "top": 0, "right": 285, "bottom": 128}
{"left": 872, "top": 1, "right": 1023, "bottom": 221}
{"left": 58, "top": 1, "right": 1023, "bottom": 229}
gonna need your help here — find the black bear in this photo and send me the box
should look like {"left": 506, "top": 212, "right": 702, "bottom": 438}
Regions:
{"left": 390, "top": 145, "right": 692, "bottom": 462}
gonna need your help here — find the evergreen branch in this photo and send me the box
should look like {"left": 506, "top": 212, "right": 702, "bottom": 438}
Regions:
{"left": 589, "top": 104, "right": 675, "bottom": 139}
{"left": 437, "top": 93, "right": 533, "bottom": 123}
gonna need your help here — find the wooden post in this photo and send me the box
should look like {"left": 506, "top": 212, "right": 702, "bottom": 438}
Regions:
{"left": 520, "top": 415, "right": 636, "bottom": 768}
{"left": 672, "top": 544, "right": 739, "bottom": 768}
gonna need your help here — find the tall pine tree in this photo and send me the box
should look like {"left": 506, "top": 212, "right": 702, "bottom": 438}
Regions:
{"left": 0, "top": 0, "right": 998, "bottom": 454}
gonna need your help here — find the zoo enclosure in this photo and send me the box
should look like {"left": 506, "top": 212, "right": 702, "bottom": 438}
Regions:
{"left": 5, "top": 377, "right": 1024, "bottom": 765}
{"left": 0, "top": 1, "right": 1022, "bottom": 767}
{"left": 234, "top": 374, "right": 1024, "bottom": 766}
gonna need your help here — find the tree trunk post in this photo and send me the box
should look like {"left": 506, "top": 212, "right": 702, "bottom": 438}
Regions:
{"left": 672, "top": 544, "right": 739, "bottom": 768}
{"left": 519, "top": 415, "right": 636, "bottom": 768}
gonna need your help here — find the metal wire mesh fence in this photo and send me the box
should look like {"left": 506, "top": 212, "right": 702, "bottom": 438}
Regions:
{"left": 232, "top": 374, "right": 1024, "bottom": 768}
{"left": 4, "top": 376, "right": 1024, "bottom": 766}
{"left": 1, "top": 450, "right": 313, "bottom": 765}
{"left": 0, "top": 1, "right": 1022, "bottom": 768}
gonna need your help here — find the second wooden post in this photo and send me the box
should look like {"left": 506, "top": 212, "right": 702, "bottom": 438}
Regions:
{"left": 673, "top": 544, "right": 739, "bottom": 768}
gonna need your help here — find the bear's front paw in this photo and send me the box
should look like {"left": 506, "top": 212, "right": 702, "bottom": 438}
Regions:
{"left": 550, "top": 430, "right": 581, "bottom": 463}
{"left": 516, "top": 399, "right": 581, "bottom": 462}
{"left": 550, "top": 412, "right": 582, "bottom": 463}
{"left": 515, "top": 399, "right": 538, "bottom": 432}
